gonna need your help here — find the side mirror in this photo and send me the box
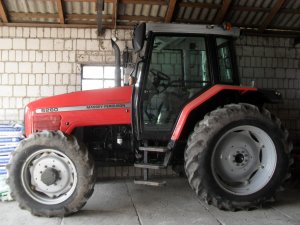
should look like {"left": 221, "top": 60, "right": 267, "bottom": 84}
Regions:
{"left": 132, "top": 23, "right": 146, "bottom": 52}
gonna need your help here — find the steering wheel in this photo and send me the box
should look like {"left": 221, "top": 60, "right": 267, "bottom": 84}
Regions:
{"left": 149, "top": 69, "right": 170, "bottom": 93}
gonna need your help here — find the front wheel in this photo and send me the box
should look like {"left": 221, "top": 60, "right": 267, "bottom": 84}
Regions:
{"left": 185, "top": 103, "right": 292, "bottom": 210}
{"left": 8, "top": 131, "right": 96, "bottom": 217}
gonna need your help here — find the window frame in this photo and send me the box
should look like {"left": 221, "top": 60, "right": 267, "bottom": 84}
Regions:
{"left": 81, "top": 64, "right": 123, "bottom": 91}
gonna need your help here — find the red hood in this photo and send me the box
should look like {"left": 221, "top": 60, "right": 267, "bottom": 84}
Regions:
{"left": 28, "top": 86, "right": 132, "bottom": 109}
{"left": 25, "top": 86, "right": 132, "bottom": 136}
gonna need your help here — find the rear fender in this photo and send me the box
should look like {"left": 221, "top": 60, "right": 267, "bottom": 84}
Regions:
{"left": 171, "top": 86, "right": 282, "bottom": 142}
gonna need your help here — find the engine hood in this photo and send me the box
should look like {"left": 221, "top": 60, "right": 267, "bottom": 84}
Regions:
{"left": 28, "top": 86, "right": 132, "bottom": 110}
{"left": 25, "top": 86, "right": 132, "bottom": 136}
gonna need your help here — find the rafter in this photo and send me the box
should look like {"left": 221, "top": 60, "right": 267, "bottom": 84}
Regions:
{"left": 119, "top": 15, "right": 163, "bottom": 22}
{"left": 121, "top": 0, "right": 166, "bottom": 5}
{"left": 63, "top": 0, "right": 166, "bottom": 4}
{"left": 67, "top": 14, "right": 103, "bottom": 20}
{"left": 97, "top": 0, "right": 104, "bottom": 36}
{"left": 231, "top": 6, "right": 270, "bottom": 12}
{"left": 214, "top": 0, "right": 232, "bottom": 24}
{"left": 0, "top": 0, "right": 8, "bottom": 23}
{"left": 165, "top": 0, "right": 177, "bottom": 23}
{"left": 67, "top": 14, "right": 163, "bottom": 22}
{"left": 259, "top": 0, "right": 285, "bottom": 32}
{"left": 56, "top": 0, "right": 65, "bottom": 24}
{"left": 10, "top": 12, "right": 59, "bottom": 19}
{"left": 112, "top": 0, "right": 118, "bottom": 28}
{"left": 178, "top": 2, "right": 220, "bottom": 9}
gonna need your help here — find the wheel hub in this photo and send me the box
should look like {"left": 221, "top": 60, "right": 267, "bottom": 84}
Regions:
{"left": 234, "top": 153, "right": 244, "bottom": 164}
{"left": 231, "top": 148, "right": 250, "bottom": 167}
{"left": 41, "top": 168, "right": 60, "bottom": 186}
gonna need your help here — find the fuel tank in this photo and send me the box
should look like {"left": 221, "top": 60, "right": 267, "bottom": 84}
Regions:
{"left": 25, "top": 86, "right": 132, "bottom": 136}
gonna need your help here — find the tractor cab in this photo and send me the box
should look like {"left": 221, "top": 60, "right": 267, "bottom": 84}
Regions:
{"left": 131, "top": 23, "right": 240, "bottom": 142}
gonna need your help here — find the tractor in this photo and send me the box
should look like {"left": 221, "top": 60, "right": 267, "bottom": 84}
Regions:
{"left": 8, "top": 23, "right": 291, "bottom": 217}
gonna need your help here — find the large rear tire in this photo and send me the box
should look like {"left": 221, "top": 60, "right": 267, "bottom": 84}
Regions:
{"left": 185, "top": 103, "right": 292, "bottom": 210}
{"left": 8, "top": 130, "right": 96, "bottom": 217}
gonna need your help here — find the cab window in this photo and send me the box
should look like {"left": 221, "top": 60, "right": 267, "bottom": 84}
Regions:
{"left": 216, "top": 38, "right": 234, "bottom": 83}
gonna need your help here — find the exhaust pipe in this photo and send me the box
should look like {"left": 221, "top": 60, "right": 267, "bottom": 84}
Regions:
{"left": 111, "top": 39, "right": 121, "bottom": 87}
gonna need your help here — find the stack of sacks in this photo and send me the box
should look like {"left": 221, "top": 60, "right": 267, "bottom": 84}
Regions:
{"left": 0, "top": 124, "right": 24, "bottom": 201}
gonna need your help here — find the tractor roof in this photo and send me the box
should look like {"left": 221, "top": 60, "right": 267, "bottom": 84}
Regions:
{"left": 146, "top": 23, "right": 240, "bottom": 37}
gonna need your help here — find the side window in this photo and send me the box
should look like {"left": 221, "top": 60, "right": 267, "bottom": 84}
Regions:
{"left": 216, "top": 38, "right": 233, "bottom": 83}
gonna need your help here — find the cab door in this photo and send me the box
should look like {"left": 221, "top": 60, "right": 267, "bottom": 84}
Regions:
{"left": 135, "top": 34, "right": 211, "bottom": 141}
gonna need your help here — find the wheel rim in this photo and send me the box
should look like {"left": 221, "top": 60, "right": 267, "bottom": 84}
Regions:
{"left": 211, "top": 125, "right": 277, "bottom": 196}
{"left": 21, "top": 149, "right": 77, "bottom": 205}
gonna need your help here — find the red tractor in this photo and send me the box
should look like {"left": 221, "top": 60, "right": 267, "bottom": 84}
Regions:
{"left": 8, "top": 23, "right": 291, "bottom": 217}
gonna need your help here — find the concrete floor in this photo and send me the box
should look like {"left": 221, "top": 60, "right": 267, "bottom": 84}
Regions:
{"left": 0, "top": 178, "right": 300, "bottom": 225}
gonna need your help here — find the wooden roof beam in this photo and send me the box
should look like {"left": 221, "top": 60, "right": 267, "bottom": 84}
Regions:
{"left": 56, "top": 0, "right": 65, "bottom": 24}
{"left": 97, "top": 0, "right": 104, "bottom": 36}
{"left": 231, "top": 6, "right": 270, "bottom": 12}
{"left": 214, "top": 0, "right": 232, "bottom": 24}
{"left": 112, "top": 0, "right": 117, "bottom": 28}
{"left": 64, "top": 0, "right": 167, "bottom": 4}
{"left": 10, "top": 12, "right": 58, "bottom": 19}
{"left": 119, "top": 0, "right": 166, "bottom": 4}
{"left": 67, "top": 14, "right": 163, "bottom": 22}
{"left": 0, "top": 0, "right": 8, "bottom": 23}
{"left": 165, "top": 0, "right": 177, "bottom": 23}
{"left": 178, "top": 2, "right": 220, "bottom": 9}
{"left": 119, "top": 15, "right": 163, "bottom": 22}
{"left": 259, "top": 0, "right": 285, "bottom": 32}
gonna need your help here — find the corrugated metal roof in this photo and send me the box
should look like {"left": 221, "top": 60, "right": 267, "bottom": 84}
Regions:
{"left": 272, "top": 0, "right": 300, "bottom": 29}
{"left": 118, "top": 3, "right": 167, "bottom": 21}
{"left": 65, "top": 2, "right": 97, "bottom": 15}
{"left": 226, "top": 0, "right": 274, "bottom": 27}
{"left": 4, "top": 0, "right": 57, "bottom": 14}
{"left": 176, "top": 0, "right": 221, "bottom": 23}
{"left": 0, "top": 0, "right": 299, "bottom": 36}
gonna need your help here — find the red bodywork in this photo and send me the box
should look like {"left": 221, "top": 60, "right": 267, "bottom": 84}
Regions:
{"left": 171, "top": 85, "right": 257, "bottom": 141}
{"left": 25, "top": 86, "right": 132, "bottom": 136}
{"left": 24, "top": 84, "right": 257, "bottom": 140}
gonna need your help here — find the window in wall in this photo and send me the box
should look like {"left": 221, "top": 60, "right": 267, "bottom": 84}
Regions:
{"left": 81, "top": 65, "right": 123, "bottom": 90}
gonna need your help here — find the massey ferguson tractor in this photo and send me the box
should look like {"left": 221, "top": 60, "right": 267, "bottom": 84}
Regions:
{"left": 8, "top": 23, "right": 291, "bottom": 217}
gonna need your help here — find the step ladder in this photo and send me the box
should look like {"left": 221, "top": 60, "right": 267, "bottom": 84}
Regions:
{"left": 134, "top": 146, "right": 171, "bottom": 186}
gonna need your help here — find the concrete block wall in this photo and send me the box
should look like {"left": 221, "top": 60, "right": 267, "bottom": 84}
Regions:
{"left": 0, "top": 27, "right": 132, "bottom": 123}
{"left": 236, "top": 36, "right": 300, "bottom": 145}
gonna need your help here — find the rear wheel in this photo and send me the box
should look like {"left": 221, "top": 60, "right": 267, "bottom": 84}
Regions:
{"left": 185, "top": 103, "right": 292, "bottom": 210}
{"left": 8, "top": 131, "right": 95, "bottom": 217}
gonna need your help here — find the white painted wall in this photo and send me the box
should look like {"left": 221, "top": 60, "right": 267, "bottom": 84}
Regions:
{"left": 0, "top": 27, "right": 132, "bottom": 122}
